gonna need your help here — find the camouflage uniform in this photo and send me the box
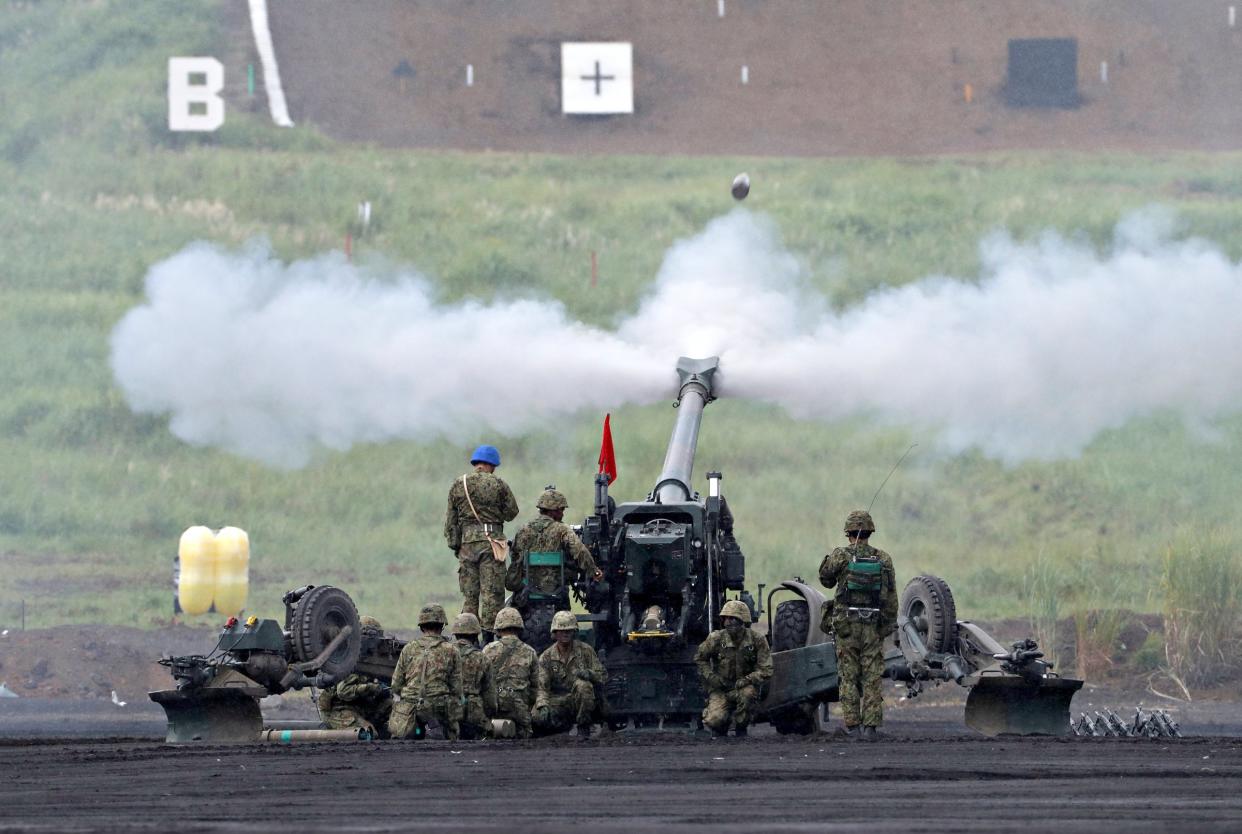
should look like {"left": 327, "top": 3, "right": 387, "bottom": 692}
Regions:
{"left": 506, "top": 515, "right": 598, "bottom": 596}
{"left": 444, "top": 467, "right": 519, "bottom": 631}
{"left": 694, "top": 626, "right": 773, "bottom": 733}
{"left": 455, "top": 637, "right": 498, "bottom": 740}
{"left": 482, "top": 633, "right": 540, "bottom": 738}
{"left": 819, "top": 523, "right": 897, "bottom": 729}
{"left": 388, "top": 634, "right": 464, "bottom": 740}
{"left": 533, "top": 639, "right": 607, "bottom": 735}
{"left": 317, "top": 673, "right": 392, "bottom": 738}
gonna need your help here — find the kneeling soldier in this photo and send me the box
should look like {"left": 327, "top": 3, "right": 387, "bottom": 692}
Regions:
{"left": 388, "top": 603, "right": 463, "bottom": 741}
{"left": 317, "top": 615, "right": 392, "bottom": 738}
{"left": 533, "top": 610, "right": 606, "bottom": 740}
{"left": 695, "top": 599, "right": 772, "bottom": 737}
{"left": 482, "top": 606, "right": 539, "bottom": 738}
{"left": 452, "top": 612, "right": 498, "bottom": 740}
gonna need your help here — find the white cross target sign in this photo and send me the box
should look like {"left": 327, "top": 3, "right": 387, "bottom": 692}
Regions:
{"left": 561, "top": 42, "right": 633, "bottom": 115}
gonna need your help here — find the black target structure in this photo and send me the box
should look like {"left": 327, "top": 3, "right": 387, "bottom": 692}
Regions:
{"left": 1005, "top": 38, "right": 1081, "bottom": 109}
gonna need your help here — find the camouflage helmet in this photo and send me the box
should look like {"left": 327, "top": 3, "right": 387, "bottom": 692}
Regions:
{"left": 359, "top": 615, "right": 383, "bottom": 636}
{"left": 536, "top": 487, "right": 568, "bottom": 511}
{"left": 451, "top": 612, "right": 481, "bottom": 635}
{"left": 493, "top": 607, "right": 525, "bottom": 631}
{"left": 551, "top": 610, "right": 578, "bottom": 633}
{"left": 844, "top": 510, "right": 876, "bottom": 533}
{"left": 418, "top": 603, "right": 447, "bottom": 626}
{"left": 719, "top": 599, "right": 752, "bottom": 624}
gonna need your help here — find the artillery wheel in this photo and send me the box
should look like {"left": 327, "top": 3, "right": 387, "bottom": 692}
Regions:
{"left": 770, "top": 701, "right": 820, "bottom": 735}
{"left": 771, "top": 599, "right": 811, "bottom": 652}
{"left": 290, "top": 585, "right": 362, "bottom": 677}
{"left": 523, "top": 604, "right": 556, "bottom": 655}
{"left": 899, "top": 575, "right": 957, "bottom": 656}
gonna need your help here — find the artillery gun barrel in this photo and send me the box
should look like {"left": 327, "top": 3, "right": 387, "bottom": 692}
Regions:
{"left": 653, "top": 356, "right": 720, "bottom": 503}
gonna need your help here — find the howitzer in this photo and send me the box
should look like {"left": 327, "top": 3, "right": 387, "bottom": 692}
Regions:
{"left": 574, "top": 356, "right": 836, "bottom": 731}
{"left": 153, "top": 357, "right": 1083, "bottom": 740}
{"left": 574, "top": 357, "right": 742, "bottom": 727}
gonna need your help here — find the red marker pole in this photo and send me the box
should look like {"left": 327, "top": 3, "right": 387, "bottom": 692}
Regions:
{"left": 345, "top": 232, "right": 353, "bottom": 261}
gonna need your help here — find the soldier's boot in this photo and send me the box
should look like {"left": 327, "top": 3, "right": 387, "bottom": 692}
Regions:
{"left": 711, "top": 726, "right": 729, "bottom": 738}
{"left": 576, "top": 723, "right": 593, "bottom": 741}
{"left": 834, "top": 725, "right": 858, "bottom": 740}
{"left": 733, "top": 724, "right": 748, "bottom": 738}
{"left": 860, "top": 725, "right": 879, "bottom": 740}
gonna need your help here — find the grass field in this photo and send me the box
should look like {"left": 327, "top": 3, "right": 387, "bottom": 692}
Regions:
{"left": 1, "top": 1, "right": 1241, "bottom": 631}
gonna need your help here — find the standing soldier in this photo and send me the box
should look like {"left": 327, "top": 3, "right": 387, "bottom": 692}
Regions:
{"left": 506, "top": 487, "right": 603, "bottom": 604}
{"left": 481, "top": 606, "right": 540, "bottom": 738}
{"left": 444, "top": 444, "right": 519, "bottom": 641}
{"left": 451, "top": 612, "right": 498, "bottom": 740}
{"left": 533, "top": 610, "right": 607, "bottom": 740}
{"left": 818, "top": 510, "right": 898, "bottom": 739}
{"left": 316, "top": 615, "right": 392, "bottom": 738}
{"left": 387, "top": 603, "right": 464, "bottom": 741}
{"left": 694, "top": 599, "right": 773, "bottom": 737}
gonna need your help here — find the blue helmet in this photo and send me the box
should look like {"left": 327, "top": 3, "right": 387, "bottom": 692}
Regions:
{"left": 469, "top": 444, "right": 501, "bottom": 467}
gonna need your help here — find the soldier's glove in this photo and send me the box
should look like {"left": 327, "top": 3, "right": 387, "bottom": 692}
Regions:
{"left": 574, "top": 669, "right": 594, "bottom": 682}
{"left": 534, "top": 705, "right": 551, "bottom": 723}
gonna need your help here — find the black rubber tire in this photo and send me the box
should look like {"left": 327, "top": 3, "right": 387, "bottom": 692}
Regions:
{"left": 772, "top": 599, "right": 810, "bottom": 652}
{"left": 290, "top": 585, "right": 362, "bottom": 677}
{"left": 770, "top": 702, "right": 818, "bottom": 735}
{"left": 899, "top": 575, "right": 957, "bottom": 656}
{"left": 523, "top": 604, "right": 556, "bottom": 655}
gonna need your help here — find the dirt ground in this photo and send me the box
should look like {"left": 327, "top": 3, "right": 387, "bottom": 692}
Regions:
{"left": 252, "top": 0, "right": 1242, "bottom": 156}
{"left": 2, "top": 623, "right": 1242, "bottom": 831}
{"left": 0, "top": 701, "right": 1239, "bottom": 833}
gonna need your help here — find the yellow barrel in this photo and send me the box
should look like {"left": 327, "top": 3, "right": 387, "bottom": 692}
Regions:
{"left": 213, "top": 526, "right": 250, "bottom": 616}
{"left": 177, "top": 526, "right": 216, "bottom": 615}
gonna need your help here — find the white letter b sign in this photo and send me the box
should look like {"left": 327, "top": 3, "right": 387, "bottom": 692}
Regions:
{"left": 168, "top": 58, "right": 225, "bottom": 132}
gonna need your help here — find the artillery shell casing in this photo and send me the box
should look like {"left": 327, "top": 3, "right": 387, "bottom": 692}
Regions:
{"left": 261, "top": 728, "right": 371, "bottom": 743}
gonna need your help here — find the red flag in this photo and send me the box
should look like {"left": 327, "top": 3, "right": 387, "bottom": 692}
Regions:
{"left": 598, "top": 414, "right": 618, "bottom": 485}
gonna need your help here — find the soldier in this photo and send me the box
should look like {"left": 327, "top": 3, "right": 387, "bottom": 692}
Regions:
{"left": 533, "top": 610, "right": 607, "bottom": 740}
{"left": 387, "top": 603, "right": 464, "bottom": 741}
{"left": 451, "top": 612, "right": 498, "bottom": 740}
{"left": 506, "top": 487, "right": 604, "bottom": 602}
{"left": 818, "top": 510, "right": 898, "bottom": 740}
{"left": 694, "top": 599, "right": 773, "bottom": 737}
{"left": 316, "top": 615, "right": 392, "bottom": 738}
{"left": 444, "top": 444, "right": 520, "bottom": 641}
{"left": 481, "top": 606, "right": 540, "bottom": 739}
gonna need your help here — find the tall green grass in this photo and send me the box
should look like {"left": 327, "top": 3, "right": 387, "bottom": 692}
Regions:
{"left": 1, "top": 1, "right": 1242, "bottom": 631}
{"left": 1160, "top": 531, "right": 1242, "bottom": 694}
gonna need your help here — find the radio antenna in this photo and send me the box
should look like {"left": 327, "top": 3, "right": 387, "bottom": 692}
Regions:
{"left": 868, "top": 443, "right": 917, "bottom": 512}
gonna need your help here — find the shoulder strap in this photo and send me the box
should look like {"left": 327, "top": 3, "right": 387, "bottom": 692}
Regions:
{"left": 498, "top": 642, "right": 527, "bottom": 678}
{"left": 462, "top": 477, "right": 494, "bottom": 534}
{"left": 462, "top": 474, "right": 484, "bottom": 526}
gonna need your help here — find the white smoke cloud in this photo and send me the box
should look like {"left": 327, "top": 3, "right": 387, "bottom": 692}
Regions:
{"left": 110, "top": 242, "right": 670, "bottom": 468}
{"left": 111, "top": 208, "right": 1242, "bottom": 467}
{"left": 723, "top": 207, "right": 1242, "bottom": 462}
